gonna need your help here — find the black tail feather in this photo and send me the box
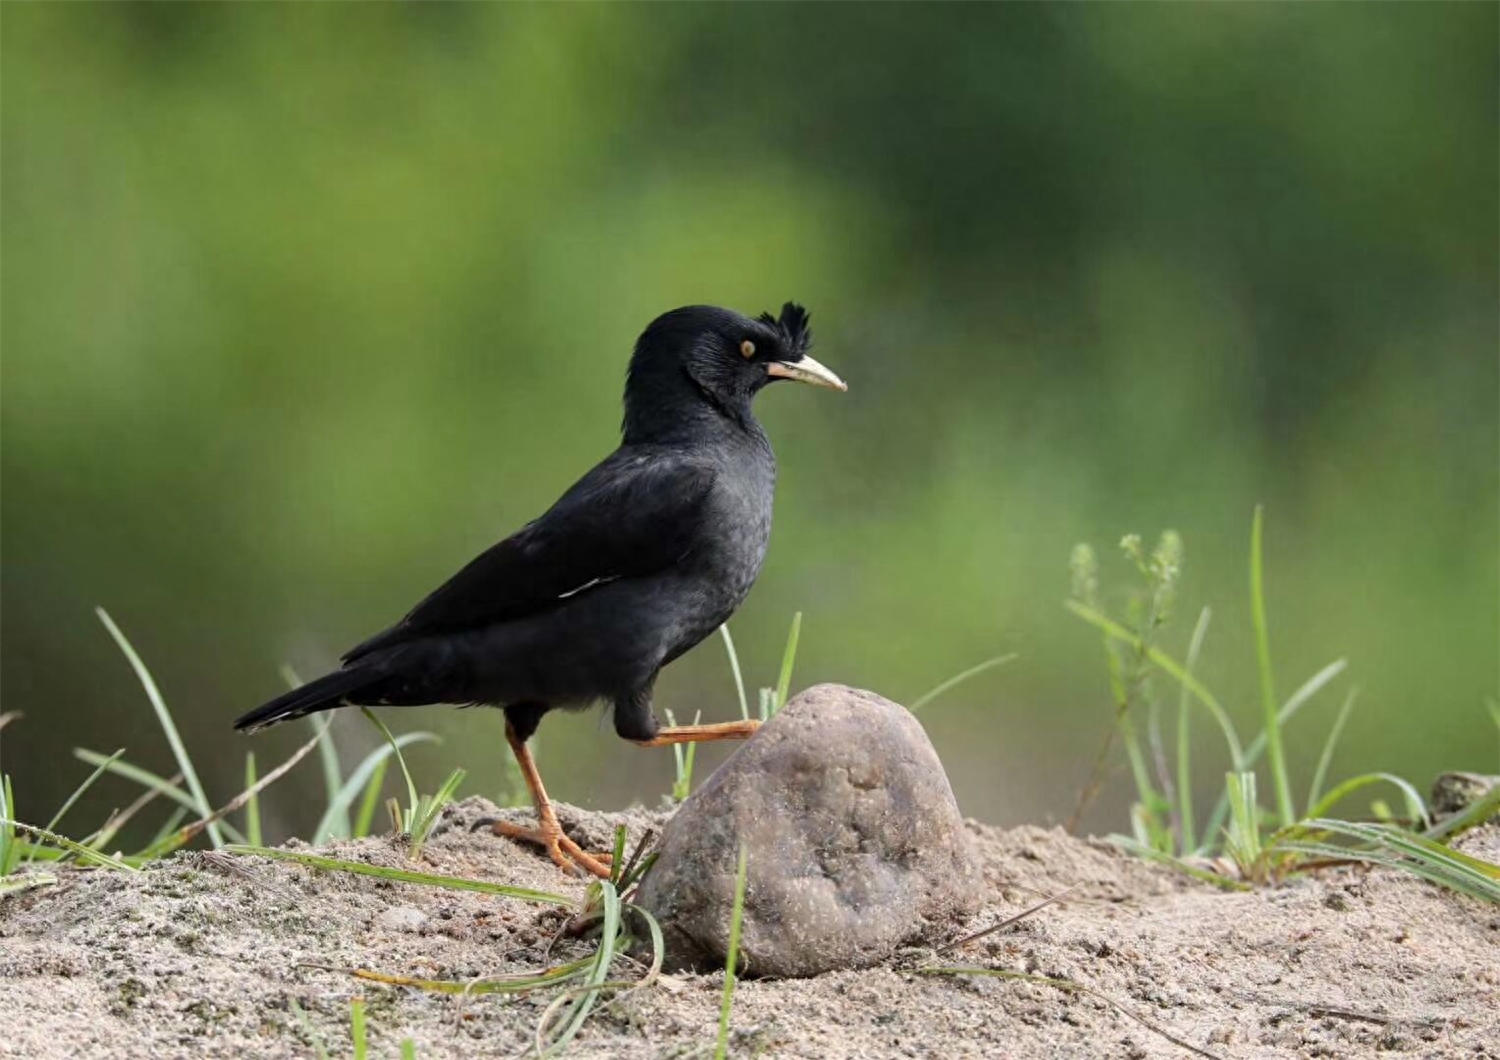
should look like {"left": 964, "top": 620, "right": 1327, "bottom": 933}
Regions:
{"left": 234, "top": 667, "right": 379, "bottom": 733}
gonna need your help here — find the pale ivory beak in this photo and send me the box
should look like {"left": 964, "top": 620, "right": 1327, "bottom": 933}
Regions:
{"left": 765, "top": 354, "right": 847, "bottom": 392}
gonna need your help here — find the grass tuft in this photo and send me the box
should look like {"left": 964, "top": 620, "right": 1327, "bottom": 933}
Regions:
{"left": 1072, "top": 511, "right": 1499, "bottom": 902}
{"left": 313, "top": 730, "right": 439, "bottom": 845}
{"left": 359, "top": 707, "right": 462, "bottom": 858}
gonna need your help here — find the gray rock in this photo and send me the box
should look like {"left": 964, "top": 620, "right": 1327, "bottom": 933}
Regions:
{"left": 635, "top": 683, "right": 982, "bottom": 977}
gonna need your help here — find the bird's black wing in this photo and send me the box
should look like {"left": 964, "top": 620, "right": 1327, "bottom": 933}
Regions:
{"left": 342, "top": 448, "right": 715, "bottom": 662}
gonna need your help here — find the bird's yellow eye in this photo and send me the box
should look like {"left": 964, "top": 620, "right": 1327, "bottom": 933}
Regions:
{"left": 740, "top": 339, "right": 756, "bottom": 359}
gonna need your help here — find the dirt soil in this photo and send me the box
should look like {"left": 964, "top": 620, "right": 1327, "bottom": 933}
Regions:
{"left": 2, "top": 797, "right": 1497, "bottom": 1060}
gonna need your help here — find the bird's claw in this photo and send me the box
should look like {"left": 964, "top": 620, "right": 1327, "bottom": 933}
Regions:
{"left": 491, "top": 819, "right": 612, "bottom": 879}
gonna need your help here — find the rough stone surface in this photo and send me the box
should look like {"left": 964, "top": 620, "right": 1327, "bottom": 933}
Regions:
{"left": 634, "top": 683, "right": 984, "bottom": 977}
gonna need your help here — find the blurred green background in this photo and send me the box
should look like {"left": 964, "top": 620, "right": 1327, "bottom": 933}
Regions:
{"left": 3, "top": 3, "right": 1496, "bottom": 843}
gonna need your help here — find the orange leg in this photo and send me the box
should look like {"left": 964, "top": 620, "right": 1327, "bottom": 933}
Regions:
{"left": 631, "top": 718, "right": 761, "bottom": 747}
{"left": 491, "top": 721, "right": 612, "bottom": 878}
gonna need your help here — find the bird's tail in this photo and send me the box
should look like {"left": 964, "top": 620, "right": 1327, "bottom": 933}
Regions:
{"left": 234, "top": 666, "right": 381, "bottom": 733}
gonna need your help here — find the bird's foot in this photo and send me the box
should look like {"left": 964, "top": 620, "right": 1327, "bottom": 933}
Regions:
{"left": 632, "top": 718, "right": 762, "bottom": 747}
{"left": 491, "top": 818, "right": 612, "bottom": 879}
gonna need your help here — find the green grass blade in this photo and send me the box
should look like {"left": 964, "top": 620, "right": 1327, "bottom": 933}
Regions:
{"left": 147, "top": 723, "right": 326, "bottom": 857}
{"left": 1279, "top": 836, "right": 1499, "bottom": 901}
{"left": 310, "top": 715, "right": 350, "bottom": 841}
{"left": 718, "top": 624, "right": 750, "bottom": 722}
{"left": 74, "top": 748, "right": 200, "bottom": 815}
{"left": 1194, "top": 658, "right": 1349, "bottom": 851}
{"left": 664, "top": 708, "right": 701, "bottom": 802}
{"left": 1, "top": 819, "right": 138, "bottom": 872}
{"left": 1305, "top": 772, "right": 1428, "bottom": 828}
{"left": 82, "top": 780, "right": 168, "bottom": 855}
{"left": 537, "top": 880, "right": 622, "bottom": 1056}
{"left": 10, "top": 843, "right": 67, "bottom": 862}
{"left": 291, "top": 999, "right": 330, "bottom": 1060}
{"left": 350, "top": 997, "right": 367, "bottom": 1060}
{"left": 400, "top": 1041, "right": 417, "bottom": 1060}
{"left": 910, "top": 653, "right": 1017, "bottom": 713}
{"left": 1306, "top": 687, "right": 1358, "bottom": 815}
{"left": 678, "top": 738, "right": 698, "bottom": 802}
{"left": 312, "top": 954, "right": 596, "bottom": 995}
{"left": 243, "top": 753, "right": 262, "bottom": 848}
{"left": 33, "top": 749, "right": 124, "bottom": 862}
{"left": 715, "top": 843, "right": 750, "bottom": 1060}
{"left": 225, "top": 845, "right": 569, "bottom": 904}
{"left": 408, "top": 768, "right": 465, "bottom": 858}
{"left": 360, "top": 709, "right": 420, "bottom": 826}
{"left": 1375, "top": 826, "right": 1500, "bottom": 879}
{"left": 1278, "top": 819, "right": 1500, "bottom": 902}
{"left": 72, "top": 751, "right": 247, "bottom": 848}
{"left": 134, "top": 806, "right": 190, "bottom": 859}
{"left": 1120, "top": 713, "right": 1157, "bottom": 820}
{"left": 96, "top": 607, "right": 224, "bottom": 847}
{"left": 631, "top": 900, "right": 667, "bottom": 980}
{"left": 608, "top": 826, "right": 628, "bottom": 888}
{"left": 1237, "top": 658, "right": 1348, "bottom": 776}
{"left": 0, "top": 776, "right": 18, "bottom": 876}
{"left": 772, "top": 611, "right": 802, "bottom": 714}
{"left": 1176, "top": 607, "right": 1211, "bottom": 855}
{"left": 1425, "top": 784, "right": 1500, "bottom": 842}
{"left": 1065, "top": 601, "right": 1244, "bottom": 764}
{"left": 353, "top": 758, "right": 389, "bottom": 840}
{"left": 1248, "top": 507, "right": 1294, "bottom": 826}
{"left": 313, "top": 732, "right": 438, "bottom": 845}
{"left": 1223, "top": 771, "right": 1261, "bottom": 874}
{"left": 0, "top": 871, "right": 58, "bottom": 897}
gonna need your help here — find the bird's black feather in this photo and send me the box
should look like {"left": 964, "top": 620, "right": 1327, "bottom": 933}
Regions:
{"left": 235, "top": 303, "right": 827, "bottom": 745}
{"left": 343, "top": 450, "right": 716, "bottom": 662}
{"left": 758, "top": 302, "right": 812, "bottom": 357}
{"left": 233, "top": 666, "right": 383, "bottom": 733}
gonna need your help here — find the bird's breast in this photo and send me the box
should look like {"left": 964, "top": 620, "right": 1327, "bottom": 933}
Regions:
{"left": 676, "top": 459, "right": 776, "bottom": 634}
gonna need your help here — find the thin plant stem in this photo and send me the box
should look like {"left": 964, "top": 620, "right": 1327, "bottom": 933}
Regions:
{"left": 719, "top": 625, "right": 750, "bottom": 722}
{"left": 715, "top": 844, "right": 750, "bottom": 1059}
{"left": 1176, "top": 607, "right": 1211, "bottom": 854}
{"left": 1250, "top": 507, "right": 1294, "bottom": 826}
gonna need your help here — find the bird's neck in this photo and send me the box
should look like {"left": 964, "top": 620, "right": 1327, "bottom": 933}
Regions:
{"left": 622, "top": 374, "right": 767, "bottom": 450}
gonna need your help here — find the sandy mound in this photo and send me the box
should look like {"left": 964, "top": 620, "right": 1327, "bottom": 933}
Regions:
{"left": 2, "top": 797, "right": 1496, "bottom": 1059}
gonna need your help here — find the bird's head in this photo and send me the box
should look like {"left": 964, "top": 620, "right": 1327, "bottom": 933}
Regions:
{"left": 624, "top": 303, "right": 845, "bottom": 443}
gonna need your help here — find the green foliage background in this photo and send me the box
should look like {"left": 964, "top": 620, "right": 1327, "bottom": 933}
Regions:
{"left": 3, "top": 4, "right": 1495, "bottom": 839}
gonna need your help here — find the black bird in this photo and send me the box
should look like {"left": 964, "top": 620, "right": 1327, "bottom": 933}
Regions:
{"left": 235, "top": 303, "right": 845, "bottom": 875}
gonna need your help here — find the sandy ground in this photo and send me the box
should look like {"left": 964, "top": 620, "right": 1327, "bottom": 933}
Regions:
{"left": 2, "top": 797, "right": 1497, "bottom": 1060}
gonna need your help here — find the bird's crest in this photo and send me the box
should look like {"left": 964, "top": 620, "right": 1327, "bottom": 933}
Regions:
{"left": 759, "top": 302, "right": 812, "bottom": 358}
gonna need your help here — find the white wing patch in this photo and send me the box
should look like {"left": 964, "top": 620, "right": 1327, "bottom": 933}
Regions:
{"left": 558, "top": 575, "right": 619, "bottom": 600}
